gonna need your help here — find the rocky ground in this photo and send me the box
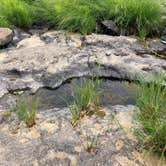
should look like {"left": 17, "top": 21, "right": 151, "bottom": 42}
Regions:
{"left": 0, "top": 105, "right": 155, "bottom": 166}
{"left": 0, "top": 28, "right": 166, "bottom": 165}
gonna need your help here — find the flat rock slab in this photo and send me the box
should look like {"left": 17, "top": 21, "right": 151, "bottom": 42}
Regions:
{"left": 0, "top": 28, "right": 13, "bottom": 47}
{"left": 0, "top": 105, "right": 154, "bottom": 166}
{"left": 1, "top": 105, "right": 165, "bottom": 165}
{"left": 0, "top": 31, "right": 166, "bottom": 97}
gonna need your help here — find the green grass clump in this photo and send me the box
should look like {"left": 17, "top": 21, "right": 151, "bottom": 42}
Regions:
{"left": 113, "top": 0, "right": 163, "bottom": 37}
{"left": 55, "top": 0, "right": 163, "bottom": 36}
{"left": 0, "top": 0, "right": 32, "bottom": 28}
{"left": 12, "top": 96, "right": 39, "bottom": 128}
{"left": 55, "top": 0, "right": 113, "bottom": 34}
{"left": 70, "top": 78, "right": 104, "bottom": 127}
{"left": 136, "top": 73, "right": 166, "bottom": 156}
{"left": 0, "top": 0, "right": 163, "bottom": 37}
{"left": 32, "top": 0, "right": 58, "bottom": 27}
{"left": 0, "top": 16, "right": 11, "bottom": 28}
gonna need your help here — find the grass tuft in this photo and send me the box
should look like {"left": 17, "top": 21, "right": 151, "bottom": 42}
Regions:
{"left": 136, "top": 73, "right": 166, "bottom": 156}
{"left": 0, "top": 0, "right": 32, "bottom": 28}
{"left": 83, "top": 134, "right": 99, "bottom": 153}
{"left": 12, "top": 96, "right": 39, "bottom": 128}
{"left": 32, "top": 0, "right": 57, "bottom": 27}
{"left": 70, "top": 78, "right": 104, "bottom": 127}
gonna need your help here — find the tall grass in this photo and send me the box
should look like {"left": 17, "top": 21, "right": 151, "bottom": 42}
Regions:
{"left": 136, "top": 73, "right": 166, "bottom": 156}
{"left": 0, "top": 16, "right": 11, "bottom": 28}
{"left": 55, "top": 0, "right": 163, "bottom": 36}
{"left": 32, "top": 0, "right": 57, "bottom": 27}
{"left": 0, "top": 0, "right": 32, "bottom": 28}
{"left": 113, "top": 0, "right": 163, "bottom": 37}
{"left": 70, "top": 78, "right": 102, "bottom": 127}
{"left": 12, "top": 96, "right": 39, "bottom": 128}
{"left": 55, "top": 0, "right": 113, "bottom": 34}
{"left": 0, "top": 0, "right": 163, "bottom": 37}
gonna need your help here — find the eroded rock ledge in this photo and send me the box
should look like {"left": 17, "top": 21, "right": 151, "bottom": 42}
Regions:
{"left": 0, "top": 31, "right": 166, "bottom": 97}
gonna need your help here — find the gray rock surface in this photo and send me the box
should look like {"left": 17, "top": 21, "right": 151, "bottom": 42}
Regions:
{"left": 0, "top": 28, "right": 13, "bottom": 47}
{"left": 99, "top": 20, "right": 119, "bottom": 35}
{"left": 0, "top": 105, "right": 149, "bottom": 166}
{"left": 0, "top": 31, "right": 166, "bottom": 98}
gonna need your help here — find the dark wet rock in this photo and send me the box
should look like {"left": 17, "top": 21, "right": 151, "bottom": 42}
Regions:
{"left": 0, "top": 28, "right": 13, "bottom": 47}
{"left": 148, "top": 40, "right": 166, "bottom": 55}
{"left": 98, "top": 20, "right": 119, "bottom": 36}
{"left": 28, "top": 28, "right": 49, "bottom": 36}
{"left": 11, "top": 28, "right": 31, "bottom": 46}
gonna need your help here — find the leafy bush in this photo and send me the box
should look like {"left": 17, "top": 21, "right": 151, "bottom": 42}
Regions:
{"left": 0, "top": 0, "right": 32, "bottom": 27}
{"left": 12, "top": 96, "right": 39, "bottom": 128}
{"left": 136, "top": 73, "right": 166, "bottom": 156}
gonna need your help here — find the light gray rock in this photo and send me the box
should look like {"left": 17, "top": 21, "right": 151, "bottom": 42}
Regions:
{"left": 0, "top": 28, "right": 13, "bottom": 47}
{"left": 0, "top": 105, "right": 146, "bottom": 166}
{"left": 0, "top": 32, "right": 165, "bottom": 97}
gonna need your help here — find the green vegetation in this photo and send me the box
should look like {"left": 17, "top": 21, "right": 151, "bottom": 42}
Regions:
{"left": 55, "top": 0, "right": 163, "bottom": 36}
{"left": 83, "top": 134, "right": 99, "bottom": 153}
{"left": 112, "top": 0, "right": 163, "bottom": 37}
{"left": 70, "top": 78, "right": 104, "bottom": 127}
{"left": 55, "top": 0, "right": 112, "bottom": 34}
{"left": 0, "top": 16, "right": 11, "bottom": 28}
{"left": 0, "top": 0, "right": 164, "bottom": 37}
{"left": 136, "top": 73, "right": 166, "bottom": 156}
{"left": 0, "top": 0, "right": 32, "bottom": 28}
{"left": 12, "top": 96, "right": 39, "bottom": 128}
{"left": 32, "top": 0, "right": 57, "bottom": 27}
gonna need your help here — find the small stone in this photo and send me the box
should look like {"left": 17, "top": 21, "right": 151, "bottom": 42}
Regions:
{"left": 33, "top": 160, "right": 39, "bottom": 166}
{"left": 0, "top": 28, "right": 13, "bottom": 46}
{"left": 40, "top": 121, "right": 58, "bottom": 134}
{"left": 74, "top": 146, "right": 82, "bottom": 153}
{"left": 115, "top": 140, "right": 124, "bottom": 151}
{"left": 114, "top": 155, "right": 139, "bottom": 166}
{"left": 99, "top": 20, "right": 119, "bottom": 36}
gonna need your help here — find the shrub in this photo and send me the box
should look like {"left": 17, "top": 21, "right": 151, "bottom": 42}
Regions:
{"left": 12, "top": 96, "right": 39, "bottom": 128}
{"left": 136, "top": 73, "right": 166, "bottom": 156}
{"left": 0, "top": 0, "right": 32, "bottom": 28}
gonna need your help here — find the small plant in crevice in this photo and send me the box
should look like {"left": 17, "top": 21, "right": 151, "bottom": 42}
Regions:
{"left": 83, "top": 134, "right": 99, "bottom": 154}
{"left": 70, "top": 78, "right": 105, "bottom": 127}
{"left": 135, "top": 73, "right": 166, "bottom": 157}
{"left": 12, "top": 96, "right": 39, "bottom": 128}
